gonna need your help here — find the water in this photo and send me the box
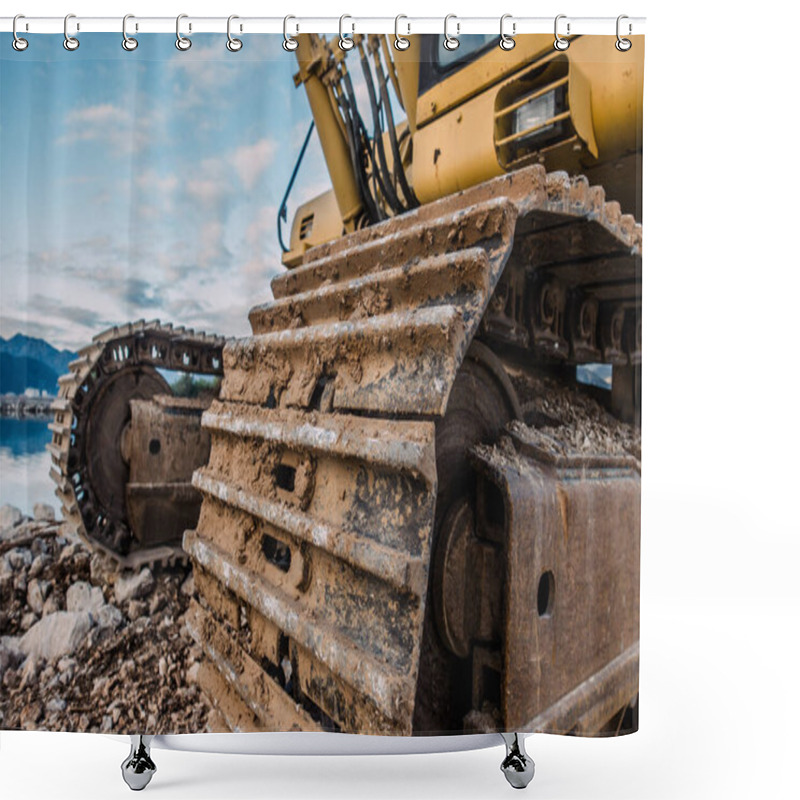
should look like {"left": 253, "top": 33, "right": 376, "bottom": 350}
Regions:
{"left": 0, "top": 417, "right": 56, "bottom": 516}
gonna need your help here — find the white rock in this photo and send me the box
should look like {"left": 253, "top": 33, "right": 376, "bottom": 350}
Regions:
{"left": 20, "top": 612, "right": 38, "bottom": 631}
{"left": 19, "top": 611, "right": 93, "bottom": 662}
{"left": 186, "top": 661, "right": 200, "bottom": 684}
{"left": 42, "top": 594, "right": 60, "bottom": 616}
{"left": 20, "top": 655, "right": 43, "bottom": 688}
{"left": 58, "top": 543, "right": 79, "bottom": 562}
{"left": 66, "top": 581, "right": 105, "bottom": 613}
{"left": 92, "top": 604, "right": 124, "bottom": 633}
{"left": 180, "top": 573, "right": 195, "bottom": 596}
{"left": 127, "top": 600, "right": 148, "bottom": 621}
{"left": 33, "top": 503, "right": 56, "bottom": 522}
{"left": 0, "top": 557, "right": 12, "bottom": 579}
{"left": 90, "top": 552, "right": 115, "bottom": 584}
{"left": 0, "top": 504, "right": 23, "bottom": 532}
{"left": 6, "top": 548, "right": 32, "bottom": 571}
{"left": 114, "top": 568, "right": 155, "bottom": 604}
{"left": 26, "top": 580, "right": 46, "bottom": 615}
{"left": 28, "top": 554, "right": 51, "bottom": 579}
{"left": 46, "top": 698, "right": 67, "bottom": 713}
{"left": 0, "top": 636, "right": 24, "bottom": 678}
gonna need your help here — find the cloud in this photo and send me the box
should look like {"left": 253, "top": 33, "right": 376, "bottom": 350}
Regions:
{"left": 242, "top": 204, "right": 279, "bottom": 277}
{"left": 185, "top": 177, "right": 227, "bottom": 206}
{"left": 136, "top": 169, "right": 179, "bottom": 197}
{"left": 65, "top": 103, "right": 122, "bottom": 127}
{"left": 169, "top": 42, "right": 239, "bottom": 111}
{"left": 58, "top": 102, "right": 163, "bottom": 155}
{"left": 230, "top": 139, "right": 277, "bottom": 190}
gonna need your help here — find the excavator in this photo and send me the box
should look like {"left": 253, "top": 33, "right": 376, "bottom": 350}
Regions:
{"left": 50, "top": 32, "right": 643, "bottom": 737}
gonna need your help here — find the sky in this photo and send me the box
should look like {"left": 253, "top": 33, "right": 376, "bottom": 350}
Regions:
{"left": 0, "top": 33, "right": 334, "bottom": 351}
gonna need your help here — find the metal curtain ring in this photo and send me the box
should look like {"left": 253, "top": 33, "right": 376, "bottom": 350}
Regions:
{"left": 443, "top": 14, "right": 459, "bottom": 51}
{"left": 394, "top": 15, "right": 410, "bottom": 51}
{"left": 63, "top": 13, "right": 79, "bottom": 51}
{"left": 122, "top": 14, "right": 138, "bottom": 51}
{"left": 339, "top": 15, "right": 354, "bottom": 51}
{"left": 227, "top": 15, "right": 243, "bottom": 51}
{"left": 554, "top": 14, "right": 570, "bottom": 51}
{"left": 499, "top": 14, "right": 515, "bottom": 50}
{"left": 12, "top": 15, "right": 28, "bottom": 51}
{"left": 176, "top": 14, "right": 192, "bottom": 51}
{"left": 616, "top": 14, "right": 632, "bottom": 51}
{"left": 283, "top": 15, "right": 298, "bottom": 51}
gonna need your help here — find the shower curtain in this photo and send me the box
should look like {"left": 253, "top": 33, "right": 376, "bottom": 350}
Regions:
{"left": 0, "top": 30, "right": 643, "bottom": 738}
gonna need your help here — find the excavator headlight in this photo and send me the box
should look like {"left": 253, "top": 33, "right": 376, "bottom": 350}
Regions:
{"left": 512, "top": 89, "right": 563, "bottom": 146}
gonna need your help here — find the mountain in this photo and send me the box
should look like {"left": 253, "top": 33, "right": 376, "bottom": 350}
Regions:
{"left": 0, "top": 334, "right": 77, "bottom": 395}
{"left": 0, "top": 333, "right": 77, "bottom": 377}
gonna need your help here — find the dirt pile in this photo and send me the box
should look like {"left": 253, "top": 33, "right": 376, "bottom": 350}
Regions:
{"left": 510, "top": 369, "right": 641, "bottom": 461}
{"left": 0, "top": 504, "right": 209, "bottom": 733}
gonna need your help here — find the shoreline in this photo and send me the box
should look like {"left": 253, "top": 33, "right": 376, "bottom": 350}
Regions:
{"left": 0, "top": 395, "right": 55, "bottom": 419}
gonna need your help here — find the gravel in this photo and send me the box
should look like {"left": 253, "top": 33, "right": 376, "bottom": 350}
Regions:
{"left": 0, "top": 507, "right": 209, "bottom": 733}
{"left": 510, "top": 369, "right": 641, "bottom": 461}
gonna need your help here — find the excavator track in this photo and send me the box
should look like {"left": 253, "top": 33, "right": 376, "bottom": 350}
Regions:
{"left": 49, "top": 320, "right": 225, "bottom": 570}
{"left": 188, "top": 164, "right": 641, "bottom": 735}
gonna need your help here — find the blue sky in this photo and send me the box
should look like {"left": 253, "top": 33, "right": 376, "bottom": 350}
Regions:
{"left": 0, "top": 33, "right": 332, "bottom": 350}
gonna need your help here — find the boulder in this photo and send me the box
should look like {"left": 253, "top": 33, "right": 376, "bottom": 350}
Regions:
{"left": 33, "top": 503, "right": 56, "bottom": 522}
{"left": 0, "top": 504, "right": 23, "bottom": 533}
{"left": 90, "top": 552, "right": 115, "bottom": 584}
{"left": 115, "top": 568, "right": 155, "bottom": 604}
{"left": 66, "top": 581, "right": 105, "bottom": 613}
{"left": 28, "top": 553, "right": 51, "bottom": 579}
{"left": 6, "top": 548, "right": 33, "bottom": 571}
{"left": 20, "top": 612, "right": 38, "bottom": 631}
{"left": 92, "top": 604, "right": 124, "bottom": 634}
{"left": 58, "top": 544, "right": 79, "bottom": 562}
{"left": 46, "top": 697, "right": 67, "bottom": 713}
{"left": 19, "top": 611, "right": 93, "bottom": 662}
{"left": 127, "top": 600, "right": 148, "bottom": 622}
{"left": 186, "top": 661, "right": 200, "bottom": 684}
{"left": 42, "top": 593, "right": 61, "bottom": 616}
{"left": 180, "top": 572, "right": 195, "bottom": 596}
{"left": 0, "top": 636, "right": 24, "bottom": 678}
{"left": 27, "top": 579, "right": 47, "bottom": 615}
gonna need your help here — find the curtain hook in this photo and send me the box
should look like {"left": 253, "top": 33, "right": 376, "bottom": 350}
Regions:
{"left": 499, "top": 14, "right": 515, "bottom": 51}
{"left": 554, "top": 14, "right": 570, "bottom": 51}
{"left": 283, "top": 15, "right": 298, "bottom": 51}
{"left": 616, "top": 14, "right": 632, "bottom": 51}
{"left": 339, "top": 14, "right": 354, "bottom": 51}
{"left": 12, "top": 14, "right": 28, "bottom": 51}
{"left": 63, "top": 13, "right": 79, "bottom": 51}
{"left": 443, "top": 14, "right": 459, "bottom": 51}
{"left": 176, "top": 14, "right": 192, "bottom": 51}
{"left": 394, "top": 15, "right": 410, "bottom": 51}
{"left": 122, "top": 14, "right": 138, "bottom": 51}
{"left": 227, "top": 15, "right": 243, "bottom": 51}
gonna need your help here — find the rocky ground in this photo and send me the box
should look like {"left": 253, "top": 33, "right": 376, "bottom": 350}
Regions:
{"left": 0, "top": 503, "right": 209, "bottom": 733}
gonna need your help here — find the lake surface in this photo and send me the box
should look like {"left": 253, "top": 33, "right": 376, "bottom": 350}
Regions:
{"left": 0, "top": 418, "right": 57, "bottom": 516}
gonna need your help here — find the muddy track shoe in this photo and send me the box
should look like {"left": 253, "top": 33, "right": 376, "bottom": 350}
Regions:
{"left": 187, "top": 164, "right": 642, "bottom": 735}
{"left": 49, "top": 320, "right": 225, "bottom": 570}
